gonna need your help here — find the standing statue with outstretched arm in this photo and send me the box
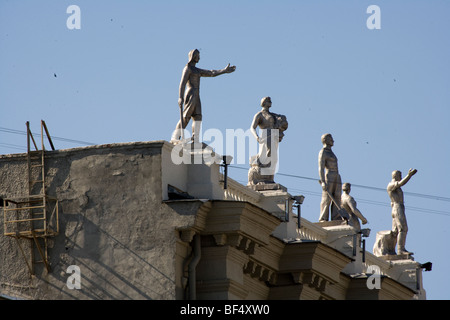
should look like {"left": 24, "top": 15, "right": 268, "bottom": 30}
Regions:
{"left": 318, "top": 133, "right": 342, "bottom": 222}
{"left": 387, "top": 168, "right": 417, "bottom": 255}
{"left": 170, "top": 49, "right": 236, "bottom": 144}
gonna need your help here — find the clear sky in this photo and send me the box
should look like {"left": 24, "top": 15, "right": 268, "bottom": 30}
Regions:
{"left": 1, "top": 0, "right": 449, "bottom": 300}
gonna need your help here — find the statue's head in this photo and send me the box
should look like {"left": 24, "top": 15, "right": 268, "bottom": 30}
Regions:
{"left": 260, "top": 96, "right": 272, "bottom": 108}
{"left": 392, "top": 170, "right": 402, "bottom": 181}
{"left": 342, "top": 183, "right": 351, "bottom": 193}
{"left": 321, "top": 133, "right": 334, "bottom": 146}
{"left": 188, "top": 49, "right": 200, "bottom": 63}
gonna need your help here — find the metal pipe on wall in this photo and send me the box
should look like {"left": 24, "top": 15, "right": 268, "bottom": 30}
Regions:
{"left": 188, "top": 234, "right": 201, "bottom": 300}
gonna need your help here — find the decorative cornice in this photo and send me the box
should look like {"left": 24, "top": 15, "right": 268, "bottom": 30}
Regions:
{"left": 244, "top": 260, "right": 277, "bottom": 285}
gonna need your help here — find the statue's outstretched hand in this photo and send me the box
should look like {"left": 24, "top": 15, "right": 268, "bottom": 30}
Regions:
{"left": 225, "top": 63, "right": 236, "bottom": 73}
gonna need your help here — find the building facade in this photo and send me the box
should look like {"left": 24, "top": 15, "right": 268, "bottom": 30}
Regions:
{"left": 0, "top": 141, "right": 426, "bottom": 299}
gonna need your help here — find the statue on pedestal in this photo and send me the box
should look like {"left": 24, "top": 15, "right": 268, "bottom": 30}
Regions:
{"left": 170, "top": 49, "right": 236, "bottom": 144}
{"left": 387, "top": 168, "right": 417, "bottom": 255}
{"left": 318, "top": 133, "right": 342, "bottom": 222}
{"left": 373, "top": 168, "right": 417, "bottom": 257}
{"left": 248, "top": 97, "right": 288, "bottom": 187}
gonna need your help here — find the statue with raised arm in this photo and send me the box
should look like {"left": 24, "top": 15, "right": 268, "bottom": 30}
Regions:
{"left": 170, "top": 49, "right": 236, "bottom": 144}
{"left": 341, "top": 183, "right": 368, "bottom": 231}
{"left": 248, "top": 97, "right": 288, "bottom": 186}
{"left": 318, "top": 133, "right": 342, "bottom": 222}
{"left": 387, "top": 168, "right": 417, "bottom": 255}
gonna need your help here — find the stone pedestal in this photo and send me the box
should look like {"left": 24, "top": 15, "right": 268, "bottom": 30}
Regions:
{"left": 314, "top": 220, "right": 348, "bottom": 228}
{"left": 381, "top": 257, "right": 426, "bottom": 299}
{"left": 248, "top": 183, "right": 287, "bottom": 192}
{"left": 378, "top": 253, "right": 414, "bottom": 261}
{"left": 370, "top": 233, "right": 427, "bottom": 299}
{"left": 169, "top": 142, "right": 226, "bottom": 200}
{"left": 250, "top": 184, "right": 299, "bottom": 241}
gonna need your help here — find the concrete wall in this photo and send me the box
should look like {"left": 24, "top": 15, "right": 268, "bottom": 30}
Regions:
{"left": 0, "top": 141, "right": 198, "bottom": 300}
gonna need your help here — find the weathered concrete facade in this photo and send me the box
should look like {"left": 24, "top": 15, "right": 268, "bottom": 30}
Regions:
{"left": 0, "top": 141, "right": 425, "bottom": 300}
{"left": 0, "top": 141, "right": 196, "bottom": 299}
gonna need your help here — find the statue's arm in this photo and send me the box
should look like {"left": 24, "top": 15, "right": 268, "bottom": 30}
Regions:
{"left": 399, "top": 168, "right": 417, "bottom": 187}
{"left": 318, "top": 150, "right": 326, "bottom": 190}
{"left": 178, "top": 66, "right": 190, "bottom": 107}
{"left": 390, "top": 169, "right": 417, "bottom": 190}
{"left": 349, "top": 197, "right": 368, "bottom": 224}
{"left": 199, "top": 63, "right": 236, "bottom": 77}
{"left": 250, "top": 113, "right": 262, "bottom": 143}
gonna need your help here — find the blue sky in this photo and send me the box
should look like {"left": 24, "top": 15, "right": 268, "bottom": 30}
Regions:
{"left": 1, "top": 1, "right": 449, "bottom": 299}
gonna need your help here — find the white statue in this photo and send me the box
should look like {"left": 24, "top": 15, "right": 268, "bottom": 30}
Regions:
{"left": 248, "top": 97, "right": 288, "bottom": 186}
{"left": 387, "top": 168, "right": 417, "bottom": 255}
{"left": 170, "top": 49, "right": 236, "bottom": 144}
{"left": 341, "top": 183, "right": 368, "bottom": 231}
{"left": 318, "top": 133, "right": 342, "bottom": 221}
